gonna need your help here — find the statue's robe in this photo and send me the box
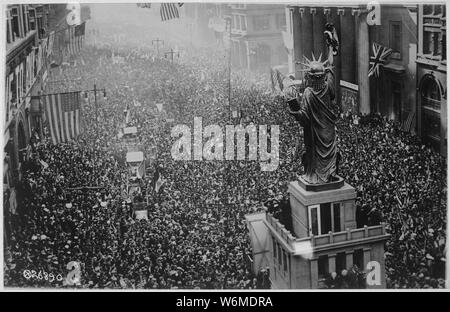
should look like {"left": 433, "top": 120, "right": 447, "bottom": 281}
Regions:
{"left": 290, "top": 70, "right": 337, "bottom": 184}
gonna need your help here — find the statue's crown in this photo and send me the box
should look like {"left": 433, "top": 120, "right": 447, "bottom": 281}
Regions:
{"left": 300, "top": 53, "right": 332, "bottom": 77}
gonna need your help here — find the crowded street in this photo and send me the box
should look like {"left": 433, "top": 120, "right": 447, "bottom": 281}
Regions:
{"left": 3, "top": 3, "right": 447, "bottom": 289}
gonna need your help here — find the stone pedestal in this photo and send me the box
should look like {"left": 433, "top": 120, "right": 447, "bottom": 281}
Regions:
{"left": 287, "top": 179, "right": 357, "bottom": 239}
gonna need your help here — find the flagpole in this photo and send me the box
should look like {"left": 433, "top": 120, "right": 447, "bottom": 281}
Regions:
{"left": 227, "top": 17, "right": 232, "bottom": 122}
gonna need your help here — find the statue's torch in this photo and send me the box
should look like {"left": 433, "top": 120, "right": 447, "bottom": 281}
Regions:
{"left": 324, "top": 23, "right": 339, "bottom": 56}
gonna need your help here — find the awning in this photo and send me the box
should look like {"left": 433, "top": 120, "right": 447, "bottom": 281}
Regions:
{"left": 126, "top": 151, "right": 144, "bottom": 163}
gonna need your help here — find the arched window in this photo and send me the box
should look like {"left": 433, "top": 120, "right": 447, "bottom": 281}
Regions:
{"left": 423, "top": 5, "right": 433, "bottom": 15}
{"left": 421, "top": 76, "right": 442, "bottom": 142}
{"left": 421, "top": 77, "right": 441, "bottom": 111}
{"left": 256, "top": 43, "right": 271, "bottom": 68}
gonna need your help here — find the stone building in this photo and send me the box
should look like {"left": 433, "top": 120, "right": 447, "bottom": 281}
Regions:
{"left": 3, "top": 4, "right": 67, "bottom": 242}
{"left": 416, "top": 4, "right": 446, "bottom": 155}
{"left": 246, "top": 180, "right": 390, "bottom": 289}
{"left": 226, "top": 3, "right": 287, "bottom": 71}
{"left": 284, "top": 5, "right": 418, "bottom": 123}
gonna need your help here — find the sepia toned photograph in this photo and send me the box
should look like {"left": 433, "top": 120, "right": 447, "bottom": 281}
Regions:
{"left": 1, "top": 1, "right": 447, "bottom": 292}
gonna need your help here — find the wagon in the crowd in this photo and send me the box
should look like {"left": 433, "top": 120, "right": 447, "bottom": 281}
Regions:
{"left": 126, "top": 151, "right": 145, "bottom": 180}
{"left": 122, "top": 126, "right": 139, "bottom": 151}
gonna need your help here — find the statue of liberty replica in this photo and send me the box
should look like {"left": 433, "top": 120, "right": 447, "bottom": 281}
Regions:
{"left": 285, "top": 23, "right": 340, "bottom": 185}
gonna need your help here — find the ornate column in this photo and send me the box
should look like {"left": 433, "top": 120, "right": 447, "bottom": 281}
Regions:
{"left": 356, "top": 10, "right": 371, "bottom": 115}
{"left": 310, "top": 257, "right": 319, "bottom": 288}
{"left": 292, "top": 8, "right": 302, "bottom": 78}
{"left": 287, "top": 7, "right": 296, "bottom": 74}
{"left": 339, "top": 8, "right": 356, "bottom": 84}
{"left": 328, "top": 253, "right": 337, "bottom": 273}
{"left": 363, "top": 247, "right": 371, "bottom": 267}
{"left": 346, "top": 250, "right": 354, "bottom": 268}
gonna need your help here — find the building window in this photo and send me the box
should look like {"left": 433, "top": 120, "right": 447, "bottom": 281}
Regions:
{"left": 28, "top": 7, "right": 36, "bottom": 31}
{"left": 5, "top": 77, "right": 10, "bottom": 122}
{"left": 6, "top": 12, "right": 12, "bottom": 44}
{"left": 422, "top": 77, "right": 441, "bottom": 111}
{"left": 309, "top": 203, "right": 342, "bottom": 236}
{"left": 235, "top": 15, "right": 241, "bottom": 30}
{"left": 21, "top": 62, "right": 26, "bottom": 96}
{"left": 277, "top": 243, "right": 282, "bottom": 266}
{"left": 318, "top": 255, "right": 328, "bottom": 279}
{"left": 253, "top": 15, "right": 270, "bottom": 31}
{"left": 421, "top": 77, "right": 441, "bottom": 142}
{"left": 320, "top": 203, "right": 332, "bottom": 234}
{"left": 421, "top": 4, "right": 444, "bottom": 59}
{"left": 10, "top": 72, "right": 17, "bottom": 106}
{"left": 389, "top": 22, "right": 402, "bottom": 59}
{"left": 423, "top": 30, "right": 441, "bottom": 57}
{"left": 433, "top": 32, "right": 441, "bottom": 56}
{"left": 309, "top": 205, "right": 319, "bottom": 236}
{"left": 353, "top": 249, "right": 364, "bottom": 270}
{"left": 22, "top": 5, "right": 29, "bottom": 35}
{"left": 37, "top": 16, "right": 44, "bottom": 39}
{"left": 336, "top": 252, "right": 346, "bottom": 272}
{"left": 333, "top": 203, "right": 341, "bottom": 232}
{"left": 276, "top": 14, "right": 286, "bottom": 30}
{"left": 230, "top": 3, "right": 246, "bottom": 9}
{"left": 423, "top": 5, "right": 434, "bottom": 15}
{"left": 283, "top": 251, "right": 288, "bottom": 272}
{"left": 240, "top": 15, "right": 247, "bottom": 31}
{"left": 442, "top": 34, "right": 446, "bottom": 61}
{"left": 11, "top": 6, "right": 21, "bottom": 40}
{"left": 272, "top": 237, "right": 277, "bottom": 260}
{"left": 433, "top": 5, "right": 442, "bottom": 15}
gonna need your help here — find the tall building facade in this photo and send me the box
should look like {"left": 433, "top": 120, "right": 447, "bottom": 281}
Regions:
{"left": 3, "top": 4, "right": 67, "bottom": 242}
{"left": 183, "top": 3, "right": 218, "bottom": 46}
{"left": 246, "top": 181, "right": 389, "bottom": 289}
{"left": 416, "top": 4, "right": 447, "bottom": 155}
{"left": 285, "top": 5, "right": 418, "bottom": 123}
{"left": 224, "top": 4, "right": 287, "bottom": 71}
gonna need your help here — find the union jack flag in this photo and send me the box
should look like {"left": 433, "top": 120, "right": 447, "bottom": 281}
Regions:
{"left": 368, "top": 43, "right": 392, "bottom": 78}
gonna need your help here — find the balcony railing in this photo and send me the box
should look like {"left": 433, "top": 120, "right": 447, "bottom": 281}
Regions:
{"left": 265, "top": 213, "right": 389, "bottom": 255}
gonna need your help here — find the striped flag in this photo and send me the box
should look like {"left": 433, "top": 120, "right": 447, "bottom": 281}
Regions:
{"left": 74, "top": 22, "right": 86, "bottom": 51}
{"left": 153, "top": 167, "right": 166, "bottom": 193}
{"left": 66, "top": 27, "right": 74, "bottom": 56}
{"left": 270, "top": 67, "right": 285, "bottom": 91}
{"left": 124, "top": 102, "right": 130, "bottom": 124}
{"left": 160, "top": 3, "right": 183, "bottom": 21}
{"left": 47, "top": 31, "right": 55, "bottom": 57}
{"left": 368, "top": 43, "right": 392, "bottom": 78}
{"left": 43, "top": 92, "right": 83, "bottom": 144}
{"left": 66, "top": 25, "right": 84, "bottom": 56}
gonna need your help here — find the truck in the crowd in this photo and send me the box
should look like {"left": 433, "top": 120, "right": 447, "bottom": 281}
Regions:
{"left": 126, "top": 151, "right": 145, "bottom": 180}
{"left": 126, "top": 151, "right": 145, "bottom": 198}
{"left": 122, "top": 126, "right": 139, "bottom": 152}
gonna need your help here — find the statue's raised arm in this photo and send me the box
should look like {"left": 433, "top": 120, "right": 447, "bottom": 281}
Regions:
{"left": 285, "top": 23, "right": 340, "bottom": 185}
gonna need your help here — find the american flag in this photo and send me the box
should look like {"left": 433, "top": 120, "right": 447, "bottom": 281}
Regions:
{"left": 160, "top": 3, "right": 183, "bottom": 21}
{"left": 368, "top": 43, "right": 392, "bottom": 78}
{"left": 43, "top": 92, "right": 83, "bottom": 144}
{"left": 270, "top": 68, "right": 285, "bottom": 91}
{"left": 74, "top": 22, "right": 86, "bottom": 51}
{"left": 66, "top": 26, "right": 78, "bottom": 56}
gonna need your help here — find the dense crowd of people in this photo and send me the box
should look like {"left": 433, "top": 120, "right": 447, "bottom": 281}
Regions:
{"left": 3, "top": 25, "right": 446, "bottom": 289}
